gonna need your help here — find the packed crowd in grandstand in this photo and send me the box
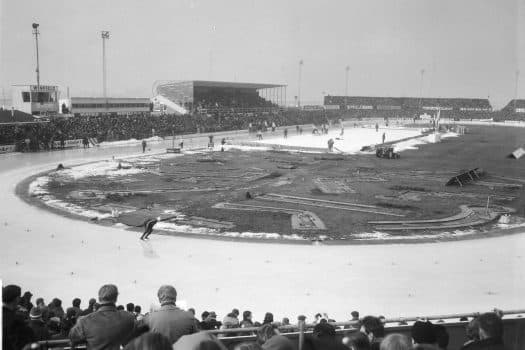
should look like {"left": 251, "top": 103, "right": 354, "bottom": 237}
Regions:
{"left": 194, "top": 91, "right": 276, "bottom": 110}
{"left": 1, "top": 93, "right": 524, "bottom": 152}
{"left": 2, "top": 283, "right": 510, "bottom": 350}
{"left": 0, "top": 110, "right": 333, "bottom": 152}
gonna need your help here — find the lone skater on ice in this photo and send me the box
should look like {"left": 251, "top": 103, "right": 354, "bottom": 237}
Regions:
{"left": 140, "top": 217, "right": 160, "bottom": 240}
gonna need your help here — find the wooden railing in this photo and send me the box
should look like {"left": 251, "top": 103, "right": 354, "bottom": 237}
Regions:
{"left": 35, "top": 309, "right": 525, "bottom": 350}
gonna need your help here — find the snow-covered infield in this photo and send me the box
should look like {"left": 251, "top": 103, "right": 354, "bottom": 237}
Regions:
{"left": 26, "top": 127, "right": 522, "bottom": 244}
{"left": 2, "top": 125, "right": 525, "bottom": 323}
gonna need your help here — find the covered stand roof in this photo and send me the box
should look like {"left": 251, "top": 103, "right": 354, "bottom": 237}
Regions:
{"left": 162, "top": 80, "right": 286, "bottom": 90}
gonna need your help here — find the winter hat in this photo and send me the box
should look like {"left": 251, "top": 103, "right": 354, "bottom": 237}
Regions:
{"left": 411, "top": 321, "right": 436, "bottom": 344}
{"left": 30, "top": 307, "right": 43, "bottom": 319}
{"left": 313, "top": 322, "right": 336, "bottom": 337}
{"left": 2, "top": 285, "right": 21, "bottom": 303}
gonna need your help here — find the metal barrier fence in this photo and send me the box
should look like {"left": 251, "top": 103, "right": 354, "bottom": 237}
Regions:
{"left": 36, "top": 309, "right": 525, "bottom": 350}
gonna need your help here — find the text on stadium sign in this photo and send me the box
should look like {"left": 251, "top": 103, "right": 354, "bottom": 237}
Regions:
{"left": 30, "top": 85, "right": 57, "bottom": 92}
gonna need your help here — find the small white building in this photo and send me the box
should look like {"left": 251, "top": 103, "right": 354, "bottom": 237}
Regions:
{"left": 11, "top": 84, "right": 59, "bottom": 116}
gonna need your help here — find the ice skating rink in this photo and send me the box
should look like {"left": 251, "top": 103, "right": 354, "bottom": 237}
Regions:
{"left": 1, "top": 130, "right": 525, "bottom": 322}
{"left": 253, "top": 124, "right": 423, "bottom": 153}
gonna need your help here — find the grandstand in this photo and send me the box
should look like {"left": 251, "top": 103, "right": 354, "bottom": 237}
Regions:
{"left": 324, "top": 95, "right": 492, "bottom": 119}
{"left": 154, "top": 80, "right": 287, "bottom": 114}
{"left": 500, "top": 99, "right": 525, "bottom": 120}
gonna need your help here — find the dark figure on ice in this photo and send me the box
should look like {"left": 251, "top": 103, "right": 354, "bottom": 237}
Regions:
{"left": 375, "top": 123, "right": 379, "bottom": 132}
{"left": 140, "top": 217, "right": 160, "bottom": 240}
{"left": 221, "top": 138, "right": 226, "bottom": 152}
{"left": 328, "top": 138, "right": 334, "bottom": 152}
{"left": 142, "top": 140, "right": 147, "bottom": 153}
{"left": 382, "top": 132, "right": 386, "bottom": 144}
{"left": 284, "top": 128, "right": 288, "bottom": 139}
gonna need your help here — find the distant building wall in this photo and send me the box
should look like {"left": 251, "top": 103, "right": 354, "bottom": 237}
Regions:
{"left": 64, "top": 97, "right": 151, "bottom": 116}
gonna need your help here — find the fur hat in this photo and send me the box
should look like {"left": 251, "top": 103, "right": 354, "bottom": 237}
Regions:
{"left": 411, "top": 321, "right": 436, "bottom": 344}
{"left": 2, "top": 285, "right": 21, "bottom": 303}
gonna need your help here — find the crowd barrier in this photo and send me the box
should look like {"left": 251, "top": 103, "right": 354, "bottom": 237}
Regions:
{"left": 36, "top": 309, "right": 525, "bottom": 350}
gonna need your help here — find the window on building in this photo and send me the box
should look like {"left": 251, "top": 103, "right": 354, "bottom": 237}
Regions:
{"left": 22, "top": 92, "right": 31, "bottom": 102}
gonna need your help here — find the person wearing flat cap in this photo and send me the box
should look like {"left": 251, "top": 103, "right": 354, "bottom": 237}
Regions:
{"left": 140, "top": 285, "right": 199, "bottom": 344}
{"left": 69, "top": 284, "right": 136, "bottom": 350}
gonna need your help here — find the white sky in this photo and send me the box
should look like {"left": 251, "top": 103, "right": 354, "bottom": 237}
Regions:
{"left": 1, "top": 0, "right": 524, "bottom": 108}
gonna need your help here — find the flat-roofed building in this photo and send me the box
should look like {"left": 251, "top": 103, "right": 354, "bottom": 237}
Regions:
{"left": 11, "top": 84, "right": 59, "bottom": 116}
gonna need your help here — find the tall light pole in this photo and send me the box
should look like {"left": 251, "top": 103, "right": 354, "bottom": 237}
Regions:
{"left": 298, "top": 59, "right": 303, "bottom": 108}
{"left": 101, "top": 31, "right": 110, "bottom": 100}
{"left": 32, "top": 23, "right": 40, "bottom": 89}
{"left": 418, "top": 69, "right": 425, "bottom": 111}
{"left": 514, "top": 70, "right": 520, "bottom": 113}
{"left": 345, "top": 66, "right": 350, "bottom": 111}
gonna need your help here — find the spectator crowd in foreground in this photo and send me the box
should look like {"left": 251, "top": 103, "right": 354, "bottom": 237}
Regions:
{"left": 3, "top": 283, "right": 511, "bottom": 350}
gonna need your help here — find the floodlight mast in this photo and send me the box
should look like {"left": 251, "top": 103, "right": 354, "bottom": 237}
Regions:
{"left": 345, "top": 66, "right": 350, "bottom": 111}
{"left": 32, "top": 23, "right": 40, "bottom": 89}
{"left": 298, "top": 59, "right": 303, "bottom": 108}
{"left": 101, "top": 31, "right": 110, "bottom": 101}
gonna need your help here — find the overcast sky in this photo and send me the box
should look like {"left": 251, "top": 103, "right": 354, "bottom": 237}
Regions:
{"left": 1, "top": 0, "right": 523, "bottom": 108}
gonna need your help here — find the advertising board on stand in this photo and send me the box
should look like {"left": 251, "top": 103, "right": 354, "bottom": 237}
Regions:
{"left": 52, "top": 139, "right": 83, "bottom": 149}
{"left": 0, "top": 145, "right": 16, "bottom": 153}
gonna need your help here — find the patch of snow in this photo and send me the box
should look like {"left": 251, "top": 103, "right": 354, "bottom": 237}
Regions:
{"left": 28, "top": 176, "right": 50, "bottom": 196}
{"left": 51, "top": 160, "right": 147, "bottom": 180}
{"left": 353, "top": 229, "right": 479, "bottom": 241}
{"left": 223, "top": 145, "right": 271, "bottom": 152}
{"left": 154, "top": 221, "right": 304, "bottom": 240}
{"left": 29, "top": 176, "right": 112, "bottom": 219}
{"left": 98, "top": 136, "right": 164, "bottom": 148}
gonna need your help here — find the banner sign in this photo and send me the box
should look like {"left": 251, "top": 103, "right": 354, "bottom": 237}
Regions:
{"left": 30, "top": 85, "right": 58, "bottom": 92}
{"left": 347, "top": 105, "right": 373, "bottom": 110}
{"left": 377, "top": 105, "right": 402, "bottom": 110}
{"left": 0, "top": 144, "right": 16, "bottom": 153}
{"left": 53, "top": 139, "right": 83, "bottom": 148}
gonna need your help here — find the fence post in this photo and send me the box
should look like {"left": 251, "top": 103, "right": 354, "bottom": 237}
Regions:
{"left": 297, "top": 315, "right": 306, "bottom": 350}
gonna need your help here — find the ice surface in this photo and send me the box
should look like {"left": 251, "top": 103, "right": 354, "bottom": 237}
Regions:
{"left": 251, "top": 126, "right": 423, "bottom": 153}
{"left": 1, "top": 130, "right": 525, "bottom": 322}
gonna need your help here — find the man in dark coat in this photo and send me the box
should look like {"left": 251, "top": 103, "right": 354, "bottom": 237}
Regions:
{"left": 28, "top": 307, "right": 51, "bottom": 341}
{"left": 463, "top": 312, "right": 507, "bottom": 350}
{"left": 140, "top": 285, "right": 198, "bottom": 343}
{"left": 303, "top": 321, "right": 347, "bottom": 350}
{"left": 80, "top": 298, "right": 97, "bottom": 316}
{"left": 69, "top": 284, "right": 136, "bottom": 350}
{"left": 2, "top": 285, "right": 34, "bottom": 350}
